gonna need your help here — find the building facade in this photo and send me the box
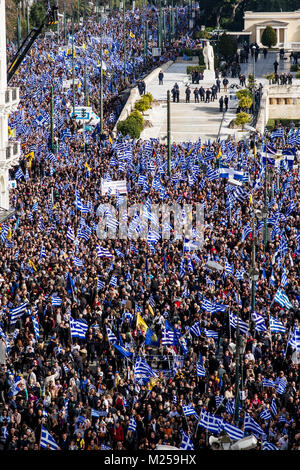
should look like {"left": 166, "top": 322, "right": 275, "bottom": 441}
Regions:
{"left": 0, "top": 0, "right": 20, "bottom": 212}
{"left": 243, "top": 10, "right": 300, "bottom": 50}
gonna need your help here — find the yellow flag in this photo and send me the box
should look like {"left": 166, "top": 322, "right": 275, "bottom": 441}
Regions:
{"left": 28, "top": 259, "right": 37, "bottom": 271}
{"left": 25, "top": 151, "right": 34, "bottom": 160}
{"left": 148, "top": 377, "right": 159, "bottom": 391}
{"left": 148, "top": 304, "right": 154, "bottom": 316}
{"left": 78, "top": 81, "right": 81, "bottom": 88}
{"left": 129, "top": 31, "right": 135, "bottom": 39}
{"left": 249, "top": 193, "right": 253, "bottom": 207}
{"left": 253, "top": 144, "right": 257, "bottom": 158}
{"left": 217, "top": 148, "right": 222, "bottom": 159}
{"left": 48, "top": 53, "right": 55, "bottom": 62}
{"left": 7, "top": 228, "right": 11, "bottom": 241}
{"left": 187, "top": 147, "right": 194, "bottom": 156}
{"left": 137, "top": 313, "right": 148, "bottom": 334}
{"left": 104, "top": 49, "right": 109, "bottom": 55}
{"left": 82, "top": 43, "right": 87, "bottom": 49}
{"left": 108, "top": 135, "right": 113, "bottom": 145}
{"left": 84, "top": 162, "right": 91, "bottom": 172}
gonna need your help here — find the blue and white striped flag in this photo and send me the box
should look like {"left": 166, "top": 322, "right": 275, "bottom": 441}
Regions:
{"left": 269, "top": 316, "right": 286, "bottom": 333}
{"left": 198, "top": 409, "right": 223, "bottom": 434}
{"left": 221, "top": 421, "right": 244, "bottom": 441}
{"left": 182, "top": 404, "right": 199, "bottom": 419}
{"left": 69, "top": 317, "right": 88, "bottom": 339}
{"left": 106, "top": 326, "right": 118, "bottom": 344}
{"left": 40, "top": 426, "right": 59, "bottom": 450}
{"left": 51, "top": 295, "right": 62, "bottom": 307}
{"left": 10, "top": 303, "right": 28, "bottom": 324}
{"left": 190, "top": 321, "right": 201, "bottom": 337}
{"left": 128, "top": 416, "right": 137, "bottom": 432}
{"left": 262, "top": 442, "right": 278, "bottom": 450}
{"left": 273, "top": 288, "right": 293, "bottom": 309}
{"left": 244, "top": 413, "right": 265, "bottom": 437}
{"left": 260, "top": 408, "right": 271, "bottom": 420}
{"left": 180, "top": 431, "right": 194, "bottom": 450}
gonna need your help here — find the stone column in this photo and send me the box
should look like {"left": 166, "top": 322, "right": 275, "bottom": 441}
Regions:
{"left": 283, "top": 28, "right": 287, "bottom": 48}
{"left": 276, "top": 28, "right": 279, "bottom": 47}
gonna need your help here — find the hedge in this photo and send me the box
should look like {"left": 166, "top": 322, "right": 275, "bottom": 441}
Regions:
{"left": 186, "top": 65, "right": 206, "bottom": 75}
{"left": 117, "top": 110, "right": 145, "bottom": 139}
{"left": 266, "top": 118, "right": 300, "bottom": 130}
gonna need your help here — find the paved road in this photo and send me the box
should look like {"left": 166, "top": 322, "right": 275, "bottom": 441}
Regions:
{"left": 140, "top": 51, "right": 299, "bottom": 143}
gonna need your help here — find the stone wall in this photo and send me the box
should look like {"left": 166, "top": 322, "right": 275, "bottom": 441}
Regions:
{"left": 256, "top": 84, "right": 300, "bottom": 133}
{"left": 113, "top": 60, "right": 173, "bottom": 136}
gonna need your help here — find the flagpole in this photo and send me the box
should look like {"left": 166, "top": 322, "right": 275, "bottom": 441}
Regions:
{"left": 72, "top": 7, "right": 75, "bottom": 118}
{"left": 100, "top": 10, "right": 103, "bottom": 134}
{"left": 284, "top": 327, "right": 291, "bottom": 357}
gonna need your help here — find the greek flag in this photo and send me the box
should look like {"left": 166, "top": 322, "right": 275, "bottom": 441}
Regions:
{"left": 32, "top": 316, "right": 39, "bottom": 340}
{"left": 162, "top": 328, "right": 175, "bottom": 345}
{"left": 207, "top": 167, "right": 219, "bottom": 181}
{"left": 106, "top": 326, "right": 117, "bottom": 344}
{"left": 51, "top": 295, "right": 62, "bottom": 307}
{"left": 73, "top": 257, "right": 84, "bottom": 267}
{"left": 134, "top": 357, "right": 158, "bottom": 380}
{"left": 241, "top": 224, "right": 252, "bottom": 242}
{"left": 196, "top": 361, "right": 206, "bottom": 377}
{"left": 244, "top": 414, "right": 265, "bottom": 437}
{"left": 0, "top": 225, "right": 9, "bottom": 243}
{"left": 270, "top": 398, "right": 277, "bottom": 416}
{"left": 275, "top": 377, "right": 287, "bottom": 395}
{"left": 182, "top": 404, "right": 199, "bottom": 419}
{"left": 260, "top": 408, "right": 272, "bottom": 420}
{"left": 225, "top": 261, "right": 234, "bottom": 275}
{"left": 69, "top": 317, "right": 88, "bottom": 339}
{"left": 273, "top": 288, "right": 293, "bottom": 309}
{"left": 110, "top": 276, "right": 118, "bottom": 287}
{"left": 262, "top": 378, "right": 276, "bottom": 388}
{"left": 40, "top": 426, "right": 59, "bottom": 450}
{"left": 229, "top": 312, "right": 249, "bottom": 334}
{"left": 269, "top": 316, "right": 286, "bottom": 333}
{"left": 226, "top": 399, "right": 235, "bottom": 415}
{"left": 203, "top": 329, "right": 218, "bottom": 340}
{"left": 97, "top": 278, "right": 105, "bottom": 290}
{"left": 96, "top": 246, "right": 113, "bottom": 258}
{"left": 198, "top": 409, "right": 223, "bottom": 434}
{"left": 221, "top": 421, "right": 244, "bottom": 441}
{"left": 10, "top": 303, "right": 28, "bottom": 324}
{"left": 251, "top": 312, "right": 267, "bottom": 333}
{"left": 190, "top": 321, "right": 201, "bottom": 337}
{"left": 262, "top": 442, "right": 278, "bottom": 450}
{"left": 180, "top": 432, "right": 194, "bottom": 450}
{"left": 128, "top": 416, "right": 137, "bottom": 432}
{"left": 15, "top": 168, "right": 24, "bottom": 180}
{"left": 66, "top": 225, "right": 75, "bottom": 242}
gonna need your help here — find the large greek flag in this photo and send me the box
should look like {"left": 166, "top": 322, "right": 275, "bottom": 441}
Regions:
{"left": 40, "top": 426, "right": 59, "bottom": 450}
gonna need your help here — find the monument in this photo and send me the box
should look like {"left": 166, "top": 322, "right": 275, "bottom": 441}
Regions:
{"left": 203, "top": 40, "right": 215, "bottom": 82}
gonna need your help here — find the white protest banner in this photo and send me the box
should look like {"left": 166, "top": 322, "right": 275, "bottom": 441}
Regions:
{"left": 9, "top": 180, "right": 17, "bottom": 189}
{"left": 101, "top": 180, "right": 127, "bottom": 195}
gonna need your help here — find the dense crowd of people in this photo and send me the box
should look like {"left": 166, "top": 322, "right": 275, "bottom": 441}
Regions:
{"left": 0, "top": 4, "right": 299, "bottom": 453}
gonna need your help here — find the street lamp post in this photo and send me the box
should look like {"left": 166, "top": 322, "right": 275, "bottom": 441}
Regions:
{"left": 167, "top": 90, "right": 171, "bottom": 176}
{"left": 123, "top": 0, "right": 127, "bottom": 80}
{"left": 234, "top": 313, "right": 240, "bottom": 426}
{"left": 158, "top": 0, "right": 162, "bottom": 50}
{"left": 100, "top": 8, "right": 104, "bottom": 133}
{"left": 252, "top": 45, "right": 256, "bottom": 115}
{"left": 72, "top": 7, "right": 76, "bottom": 118}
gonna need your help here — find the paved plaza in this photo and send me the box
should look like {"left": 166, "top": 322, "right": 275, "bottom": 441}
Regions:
{"left": 140, "top": 51, "right": 299, "bottom": 143}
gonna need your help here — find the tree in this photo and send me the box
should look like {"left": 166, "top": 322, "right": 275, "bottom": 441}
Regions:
{"left": 30, "top": 1, "right": 46, "bottom": 28}
{"left": 261, "top": 26, "right": 277, "bottom": 49}
{"left": 238, "top": 95, "right": 253, "bottom": 112}
{"left": 236, "top": 89, "right": 252, "bottom": 100}
{"left": 218, "top": 33, "right": 238, "bottom": 59}
{"left": 235, "top": 112, "right": 251, "bottom": 130}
